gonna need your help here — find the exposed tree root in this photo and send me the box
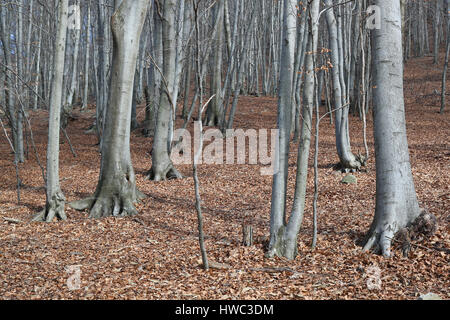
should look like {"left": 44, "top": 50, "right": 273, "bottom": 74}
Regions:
{"left": 393, "top": 210, "right": 437, "bottom": 257}
{"left": 146, "top": 164, "right": 182, "bottom": 181}
{"left": 69, "top": 186, "right": 146, "bottom": 219}
{"left": 363, "top": 209, "right": 437, "bottom": 257}
{"left": 334, "top": 154, "right": 366, "bottom": 173}
{"left": 32, "top": 192, "right": 66, "bottom": 222}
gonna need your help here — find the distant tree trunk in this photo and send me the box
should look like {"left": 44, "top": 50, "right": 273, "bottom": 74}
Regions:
{"left": 33, "top": 5, "right": 43, "bottom": 110}
{"left": 148, "top": 0, "right": 182, "bottom": 181}
{"left": 143, "top": 84, "right": 156, "bottom": 136}
{"left": 0, "top": 5, "right": 18, "bottom": 158}
{"left": 15, "top": 0, "right": 25, "bottom": 163}
{"left": 82, "top": 1, "right": 91, "bottom": 111}
{"left": 145, "top": 6, "right": 163, "bottom": 137}
{"left": 434, "top": 0, "right": 441, "bottom": 65}
{"left": 441, "top": 0, "right": 450, "bottom": 114}
{"left": 95, "top": 0, "right": 110, "bottom": 144}
{"left": 205, "top": 0, "right": 224, "bottom": 127}
{"left": 363, "top": 0, "right": 421, "bottom": 257}
{"left": 323, "top": 0, "right": 363, "bottom": 170}
{"left": 65, "top": 0, "right": 81, "bottom": 111}
{"left": 69, "top": 0, "right": 149, "bottom": 218}
{"left": 33, "top": 0, "right": 69, "bottom": 222}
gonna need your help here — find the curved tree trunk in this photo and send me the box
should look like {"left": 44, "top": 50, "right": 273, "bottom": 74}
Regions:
{"left": 148, "top": 0, "right": 182, "bottom": 181}
{"left": 363, "top": 0, "right": 421, "bottom": 257}
{"left": 266, "top": 0, "right": 319, "bottom": 260}
{"left": 69, "top": 0, "right": 149, "bottom": 218}
{"left": 323, "top": 0, "right": 362, "bottom": 171}
{"left": 33, "top": 0, "right": 69, "bottom": 222}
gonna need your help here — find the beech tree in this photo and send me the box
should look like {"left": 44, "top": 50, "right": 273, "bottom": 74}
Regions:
{"left": 70, "top": 0, "right": 149, "bottom": 218}
{"left": 323, "top": 0, "right": 363, "bottom": 171}
{"left": 363, "top": 0, "right": 422, "bottom": 256}
{"left": 267, "top": 0, "right": 320, "bottom": 260}
{"left": 147, "top": 0, "right": 183, "bottom": 181}
{"left": 33, "top": 0, "right": 69, "bottom": 222}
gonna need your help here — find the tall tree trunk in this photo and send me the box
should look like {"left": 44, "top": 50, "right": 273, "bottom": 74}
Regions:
{"left": 205, "top": 1, "right": 224, "bottom": 127}
{"left": 69, "top": 0, "right": 149, "bottom": 218}
{"left": 434, "top": 0, "right": 441, "bottom": 65}
{"left": 267, "top": 0, "right": 303, "bottom": 259}
{"left": 0, "top": 4, "right": 18, "bottom": 159}
{"left": 15, "top": 0, "right": 25, "bottom": 163}
{"left": 65, "top": 0, "right": 81, "bottom": 111}
{"left": 82, "top": 2, "right": 91, "bottom": 111}
{"left": 441, "top": 0, "right": 450, "bottom": 114}
{"left": 363, "top": 0, "right": 421, "bottom": 257}
{"left": 148, "top": 0, "right": 182, "bottom": 181}
{"left": 33, "top": 0, "right": 69, "bottom": 222}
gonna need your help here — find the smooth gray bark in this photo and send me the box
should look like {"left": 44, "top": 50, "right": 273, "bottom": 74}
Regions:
{"left": 267, "top": 0, "right": 307, "bottom": 260}
{"left": 363, "top": 0, "right": 421, "bottom": 257}
{"left": 33, "top": 0, "right": 69, "bottom": 222}
{"left": 70, "top": 0, "right": 149, "bottom": 218}
{"left": 148, "top": 0, "right": 182, "bottom": 181}
{"left": 323, "top": 0, "right": 363, "bottom": 170}
{"left": 82, "top": 2, "right": 91, "bottom": 111}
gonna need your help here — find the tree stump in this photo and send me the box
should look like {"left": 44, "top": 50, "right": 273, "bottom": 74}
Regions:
{"left": 242, "top": 224, "right": 253, "bottom": 247}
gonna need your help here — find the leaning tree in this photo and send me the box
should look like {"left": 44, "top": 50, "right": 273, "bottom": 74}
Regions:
{"left": 363, "top": 0, "right": 424, "bottom": 257}
{"left": 70, "top": 0, "right": 149, "bottom": 218}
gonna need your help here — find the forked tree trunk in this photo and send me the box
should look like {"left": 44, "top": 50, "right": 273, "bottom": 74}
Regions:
{"left": 267, "top": 0, "right": 320, "bottom": 260}
{"left": 33, "top": 0, "right": 69, "bottom": 222}
{"left": 268, "top": 0, "right": 297, "bottom": 257}
{"left": 69, "top": 0, "right": 149, "bottom": 218}
{"left": 363, "top": 0, "right": 421, "bottom": 257}
{"left": 282, "top": 0, "right": 320, "bottom": 259}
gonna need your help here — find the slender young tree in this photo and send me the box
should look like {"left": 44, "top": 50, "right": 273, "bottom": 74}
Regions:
{"left": 363, "top": 0, "right": 422, "bottom": 257}
{"left": 33, "top": 0, "right": 69, "bottom": 222}
{"left": 267, "top": 0, "right": 298, "bottom": 258}
{"left": 267, "top": 0, "right": 321, "bottom": 260}
{"left": 441, "top": 0, "right": 450, "bottom": 114}
{"left": 70, "top": 0, "right": 149, "bottom": 218}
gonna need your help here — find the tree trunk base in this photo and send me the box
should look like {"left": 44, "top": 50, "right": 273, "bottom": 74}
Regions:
{"left": 363, "top": 209, "right": 436, "bottom": 257}
{"left": 265, "top": 225, "right": 298, "bottom": 260}
{"left": 334, "top": 155, "right": 366, "bottom": 173}
{"left": 32, "top": 192, "right": 66, "bottom": 222}
{"left": 146, "top": 164, "right": 182, "bottom": 181}
{"left": 69, "top": 187, "right": 146, "bottom": 219}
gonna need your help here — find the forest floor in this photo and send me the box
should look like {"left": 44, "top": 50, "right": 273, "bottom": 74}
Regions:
{"left": 0, "top": 55, "right": 449, "bottom": 300}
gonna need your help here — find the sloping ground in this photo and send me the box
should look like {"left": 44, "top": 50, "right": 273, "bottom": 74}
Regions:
{"left": 0, "top": 55, "right": 448, "bottom": 300}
